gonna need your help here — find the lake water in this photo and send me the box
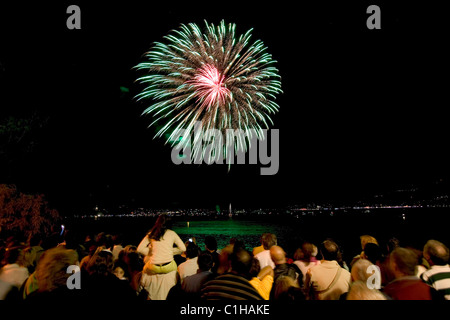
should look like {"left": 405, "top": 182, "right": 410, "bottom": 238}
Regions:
{"left": 171, "top": 219, "right": 294, "bottom": 253}
{"left": 65, "top": 207, "right": 450, "bottom": 263}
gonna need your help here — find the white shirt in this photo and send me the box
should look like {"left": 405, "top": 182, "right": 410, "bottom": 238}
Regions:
{"left": 0, "top": 263, "right": 29, "bottom": 288}
{"left": 255, "top": 250, "right": 275, "bottom": 269}
{"left": 137, "top": 229, "right": 186, "bottom": 265}
{"left": 178, "top": 257, "right": 199, "bottom": 283}
{"left": 421, "top": 264, "right": 450, "bottom": 300}
{"left": 112, "top": 245, "right": 124, "bottom": 261}
{"left": 306, "top": 260, "right": 351, "bottom": 300}
{"left": 294, "top": 259, "right": 321, "bottom": 285}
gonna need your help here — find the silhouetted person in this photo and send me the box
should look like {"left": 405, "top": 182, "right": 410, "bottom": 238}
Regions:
{"left": 26, "top": 247, "right": 81, "bottom": 301}
{"left": 269, "top": 245, "right": 302, "bottom": 299}
{"left": 254, "top": 233, "right": 277, "bottom": 269}
{"left": 305, "top": 239, "right": 351, "bottom": 300}
{"left": 83, "top": 248, "right": 136, "bottom": 300}
{"left": 204, "top": 236, "right": 220, "bottom": 274}
{"left": 383, "top": 247, "right": 437, "bottom": 300}
{"left": 177, "top": 241, "right": 200, "bottom": 283}
{"left": 202, "top": 247, "right": 263, "bottom": 300}
{"left": 421, "top": 240, "right": 450, "bottom": 300}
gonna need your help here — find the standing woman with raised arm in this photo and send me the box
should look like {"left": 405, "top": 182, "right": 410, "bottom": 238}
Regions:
{"left": 137, "top": 214, "right": 186, "bottom": 275}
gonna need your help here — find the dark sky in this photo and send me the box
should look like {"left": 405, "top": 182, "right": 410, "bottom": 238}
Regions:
{"left": 0, "top": 2, "right": 449, "bottom": 213}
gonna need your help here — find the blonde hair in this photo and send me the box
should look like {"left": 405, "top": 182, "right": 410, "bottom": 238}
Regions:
{"left": 360, "top": 235, "right": 378, "bottom": 250}
{"left": 22, "top": 246, "right": 37, "bottom": 269}
{"left": 346, "top": 281, "right": 386, "bottom": 300}
{"left": 351, "top": 258, "right": 374, "bottom": 282}
{"left": 273, "top": 276, "right": 299, "bottom": 300}
{"left": 35, "top": 247, "right": 78, "bottom": 292}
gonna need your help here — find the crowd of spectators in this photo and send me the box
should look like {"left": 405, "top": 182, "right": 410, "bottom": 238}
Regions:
{"left": 1, "top": 215, "right": 449, "bottom": 301}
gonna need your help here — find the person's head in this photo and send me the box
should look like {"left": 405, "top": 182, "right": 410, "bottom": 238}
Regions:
{"left": 273, "top": 276, "right": 300, "bottom": 300}
{"left": 351, "top": 258, "right": 374, "bottom": 282}
{"left": 362, "top": 243, "right": 382, "bottom": 265}
{"left": 86, "top": 249, "right": 115, "bottom": 277}
{"left": 294, "top": 242, "right": 317, "bottom": 261}
{"left": 387, "top": 237, "right": 400, "bottom": 253}
{"left": 123, "top": 245, "right": 137, "bottom": 255}
{"left": 197, "top": 251, "right": 214, "bottom": 272}
{"left": 112, "top": 234, "right": 123, "bottom": 246}
{"left": 232, "top": 239, "right": 246, "bottom": 252}
{"left": 423, "top": 240, "right": 449, "bottom": 266}
{"left": 217, "top": 244, "right": 233, "bottom": 275}
{"left": 204, "top": 236, "right": 217, "bottom": 252}
{"left": 319, "top": 239, "right": 340, "bottom": 261}
{"left": 95, "top": 232, "right": 106, "bottom": 245}
{"left": 360, "top": 235, "right": 378, "bottom": 251}
{"left": 113, "top": 260, "right": 128, "bottom": 279}
{"left": 148, "top": 214, "right": 172, "bottom": 241}
{"left": 261, "top": 233, "right": 277, "bottom": 250}
{"left": 185, "top": 241, "right": 200, "bottom": 259}
{"left": 102, "top": 234, "right": 114, "bottom": 250}
{"left": 249, "top": 256, "right": 261, "bottom": 277}
{"left": 22, "top": 246, "right": 36, "bottom": 269}
{"left": 293, "top": 248, "right": 304, "bottom": 261}
{"left": 389, "top": 247, "right": 419, "bottom": 278}
{"left": 230, "top": 247, "right": 253, "bottom": 278}
{"left": 124, "top": 251, "right": 144, "bottom": 273}
{"left": 63, "top": 230, "right": 79, "bottom": 250}
{"left": 270, "top": 245, "right": 286, "bottom": 265}
{"left": 117, "top": 245, "right": 136, "bottom": 263}
{"left": 35, "top": 247, "right": 79, "bottom": 292}
{"left": 346, "top": 281, "right": 386, "bottom": 300}
{"left": 113, "top": 266, "right": 125, "bottom": 279}
{"left": 41, "top": 233, "right": 60, "bottom": 250}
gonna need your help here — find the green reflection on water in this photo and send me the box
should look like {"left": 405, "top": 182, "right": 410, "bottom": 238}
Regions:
{"left": 172, "top": 219, "right": 291, "bottom": 251}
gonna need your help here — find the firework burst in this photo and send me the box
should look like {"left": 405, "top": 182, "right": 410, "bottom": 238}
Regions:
{"left": 135, "top": 20, "right": 282, "bottom": 161}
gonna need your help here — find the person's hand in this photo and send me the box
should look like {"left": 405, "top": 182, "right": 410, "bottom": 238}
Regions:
{"left": 257, "top": 265, "right": 274, "bottom": 279}
{"left": 94, "top": 246, "right": 105, "bottom": 254}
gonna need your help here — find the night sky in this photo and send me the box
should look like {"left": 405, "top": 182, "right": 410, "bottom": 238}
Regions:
{"left": 1, "top": 2, "right": 449, "bottom": 213}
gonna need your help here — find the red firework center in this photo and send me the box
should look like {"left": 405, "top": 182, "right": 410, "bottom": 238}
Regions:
{"left": 190, "top": 64, "right": 231, "bottom": 109}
